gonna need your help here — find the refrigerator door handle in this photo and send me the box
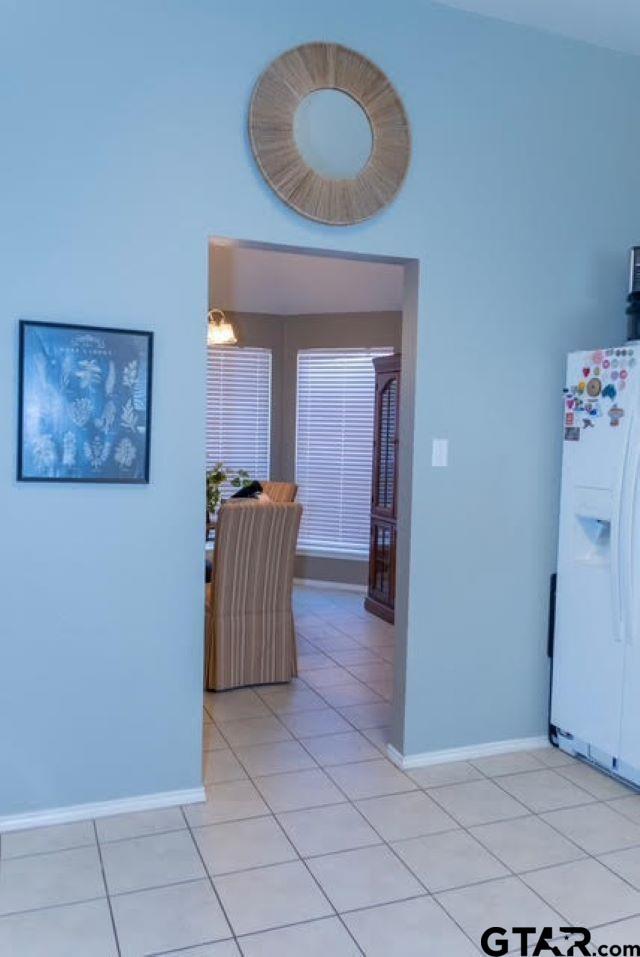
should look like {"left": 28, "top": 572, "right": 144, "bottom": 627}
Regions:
{"left": 612, "top": 508, "right": 624, "bottom": 643}
{"left": 624, "top": 422, "right": 640, "bottom": 647}
{"left": 617, "top": 411, "right": 638, "bottom": 646}
{"left": 613, "top": 415, "right": 635, "bottom": 644}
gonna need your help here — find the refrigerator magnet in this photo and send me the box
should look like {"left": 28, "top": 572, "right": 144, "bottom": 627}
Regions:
{"left": 608, "top": 406, "right": 624, "bottom": 427}
{"left": 565, "top": 426, "right": 580, "bottom": 441}
{"left": 587, "top": 378, "right": 602, "bottom": 397}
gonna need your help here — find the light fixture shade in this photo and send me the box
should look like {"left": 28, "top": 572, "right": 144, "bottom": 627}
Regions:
{"left": 207, "top": 308, "right": 238, "bottom": 346}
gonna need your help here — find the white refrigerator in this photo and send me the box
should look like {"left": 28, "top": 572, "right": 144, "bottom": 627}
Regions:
{"left": 551, "top": 342, "right": 640, "bottom": 786}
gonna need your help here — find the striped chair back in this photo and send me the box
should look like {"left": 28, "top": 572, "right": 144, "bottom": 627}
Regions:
{"left": 205, "top": 500, "right": 302, "bottom": 690}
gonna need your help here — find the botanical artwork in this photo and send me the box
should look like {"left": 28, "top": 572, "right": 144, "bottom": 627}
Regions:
{"left": 18, "top": 321, "right": 153, "bottom": 482}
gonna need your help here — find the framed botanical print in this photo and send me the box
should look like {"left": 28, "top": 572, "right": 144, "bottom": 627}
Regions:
{"left": 17, "top": 320, "right": 153, "bottom": 483}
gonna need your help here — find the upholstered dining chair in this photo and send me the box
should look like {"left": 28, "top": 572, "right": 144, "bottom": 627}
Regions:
{"left": 205, "top": 499, "right": 302, "bottom": 691}
{"left": 261, "top": 480, "right": 298, "bottom": 503}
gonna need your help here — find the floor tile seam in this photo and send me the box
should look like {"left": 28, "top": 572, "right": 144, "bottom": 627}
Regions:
{"left": 231, "top": 912, "right": 362, "bottom": 946}
{"left": 451, "top": 766, "right": 592, "bottom": 815}
{"left": 329, "top": 788, "right": 488, "bottom": 954}
{"left": 456, "top": 790, "right": 640, "bottom": 924}
{"left": 178, "top": 805, "right": 240, "bottom": 949}
{"left": 0, "top": 892, "right": 107, "bottom": 921}
{"left": 472, "top": 774, "right": 604, "bottom": 868}
{"left": 587, "top": 911, "right": 640, "bottom": 932}
{"left": 0, "top": 839, "right": 99, "bottom": 862}
{"left": 605, "top": 800, "right": 640, "bottom": 826}
{"left": 293, "top": 733, "right": 384, "bottom": 775}
{"left": 313, "top": 687, "right": 386, "bottom": 710}
{"left": 323, "top": 647, "right": 389, "bottom": 671}
{"left": 450, "top": 810, "right": 580, "bottom": 927}
{"left": 552, "top": 759, "right": 640, "bottom": 800}
{"left": 93, "top": 819, "right": 122, "bottom": 957}
{"left": 291, "top": 855, "right": 367, "bottom": 955}
{"left": 246, "top": 776, "right": 365, "bottom": 954}
{"left": 488, "top": 772, "right": 640, "bottom": 871}
{"left": 212, "top": 705, "right": 333, "bottom": 730}
{"left": 588, "top": 844, "right": 640, "bottom": 893}
{"left": 212, "top": 714, "right": 293, "bottom": 746}
{"left": 146, "top": 933, "right": 235, "bottom": 957}
{"left": 224, "top": 736, "right": 324, "bottom": 779}
{"left": 467, "top": 760, "right": 564, "bottom": 780}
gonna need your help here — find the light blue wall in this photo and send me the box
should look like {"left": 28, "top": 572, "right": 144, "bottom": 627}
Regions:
{"left": 2, "top": 0, "right": 640, "bottom": 814}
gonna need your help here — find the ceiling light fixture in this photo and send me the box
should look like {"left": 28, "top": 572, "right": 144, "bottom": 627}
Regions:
{"left": 207, "top": 308, "right": 237, "bottom": 346}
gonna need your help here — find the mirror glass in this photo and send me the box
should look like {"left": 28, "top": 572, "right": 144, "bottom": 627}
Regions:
{"left": 294, "top": 89, "right": 373, "bottom": 180}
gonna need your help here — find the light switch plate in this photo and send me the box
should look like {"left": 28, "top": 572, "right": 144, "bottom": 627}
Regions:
{"left": 432, "top": 438, "right": 448, "bottom": 468}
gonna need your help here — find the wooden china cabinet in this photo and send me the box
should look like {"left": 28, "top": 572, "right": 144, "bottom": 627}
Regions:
{"left": 365, "top": 354, "right": 401, "bottom": 623}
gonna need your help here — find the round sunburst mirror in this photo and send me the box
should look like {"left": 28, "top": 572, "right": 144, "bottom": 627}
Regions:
{"left": 249, "top": 43, "right": 411, "bottom": 226}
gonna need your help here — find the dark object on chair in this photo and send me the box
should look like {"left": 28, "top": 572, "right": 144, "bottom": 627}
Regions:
{"left": 205, "top": 558, "right": 213, "bottom": 584}
{"left": 229, "top": 480, "right": 263, "bottom": 500}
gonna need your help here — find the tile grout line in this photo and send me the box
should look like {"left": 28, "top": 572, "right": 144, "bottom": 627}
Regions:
{"left": 7, "top": 594, "right": 640, "bottom": 948}
{"left": 230, "top": 746, "right": 367, "bottom": 957}
{"left": 177, "top": 803, "right": 240, "bottom": 951}
{"left": 228, "top": 690, "right": 481, "bottom": 954}
{"left": 485, "top": 765, "right": 640, "bottom": 916}
{"left": 223, "top": 735, "right": 365, "bottom": 952}
{"left": 92, "top": 819, "right": 122, "bottom": 957}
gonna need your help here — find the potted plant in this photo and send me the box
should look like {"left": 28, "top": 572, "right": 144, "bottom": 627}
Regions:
{"left": 206, "top": 463, "right": 251, "bottom": 522}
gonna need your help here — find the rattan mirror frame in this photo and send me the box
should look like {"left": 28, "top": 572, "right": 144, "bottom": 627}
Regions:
{"left": 249, "top": 43, "right": 411, "bottom": 226}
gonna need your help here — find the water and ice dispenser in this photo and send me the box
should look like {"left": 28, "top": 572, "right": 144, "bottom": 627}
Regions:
{"left": 572, "top": 488, "right": 612, "bottom": 566}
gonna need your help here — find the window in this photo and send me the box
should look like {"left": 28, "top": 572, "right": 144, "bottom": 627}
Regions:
{"left": 296, "top": 347, "right": 393, "bottom": 557}
{"left": 206, "top": 347, "right": 271, "bottom": 493}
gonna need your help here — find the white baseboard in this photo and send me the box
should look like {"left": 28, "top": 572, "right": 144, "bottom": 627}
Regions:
{"left": 387, "top": 735, "right": 549, "bottom": 770}
{"left": 0, "top": 786, "right": 205, "bottom": 834}
{"left": 294, "top": 577, "right": 367, "bottom": 593}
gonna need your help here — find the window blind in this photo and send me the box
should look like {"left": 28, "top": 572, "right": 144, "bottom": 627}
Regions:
{"left": 295, "top": 347, "right": 393, "bottom": 557}
{"left": 206, "top": 347, "right": 271, "bottom": 494}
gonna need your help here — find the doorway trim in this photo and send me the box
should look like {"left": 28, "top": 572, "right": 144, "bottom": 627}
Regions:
{"left": 209, "top": 236, "right": 419, "bottom": 755}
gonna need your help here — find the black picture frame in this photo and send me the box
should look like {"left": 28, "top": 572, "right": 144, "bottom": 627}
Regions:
{"left": 17, "top": 320, "right": 153, "bottom": 484}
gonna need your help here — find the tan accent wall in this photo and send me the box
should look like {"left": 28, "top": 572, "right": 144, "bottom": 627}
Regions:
{"left": 207, "top": 310, "right": 402, "bottom": 585}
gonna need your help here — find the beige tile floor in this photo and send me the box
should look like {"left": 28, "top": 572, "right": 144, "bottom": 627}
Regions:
{"left": 3, "top": 585, "right": 640, "bottom": 955}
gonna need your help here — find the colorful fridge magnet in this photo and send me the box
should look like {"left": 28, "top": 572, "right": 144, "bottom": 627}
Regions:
{"left": 566, "top": 412, "right": 574, "bottom": 426}
{"left": 577, "top": 381, "right": 586, "bottom": 393}
{"left": 582, "top": 367, "right": 590, "bottom": 377}
{"left": 608, "top": 406, "right": 625, "bottom": 427}
{"left": 602, "top": 384, "right": 617, "bottom": 401}
{"left": 565, "top": 426, "right": 580, "bottom": 441}
{"left": 603, "top": 359, "right": 611, "bottom": 369}
{"left": 620, "top": 369, "right": 628, "bottom": 379}
{"left": 593, "top": 350, "right": 604, "bottom": 364}
{"left": 586, "top": 378, "right": 602, "bottom": 397}
{"left": 583, "top": 419, "right": 594, "bottom": 429}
